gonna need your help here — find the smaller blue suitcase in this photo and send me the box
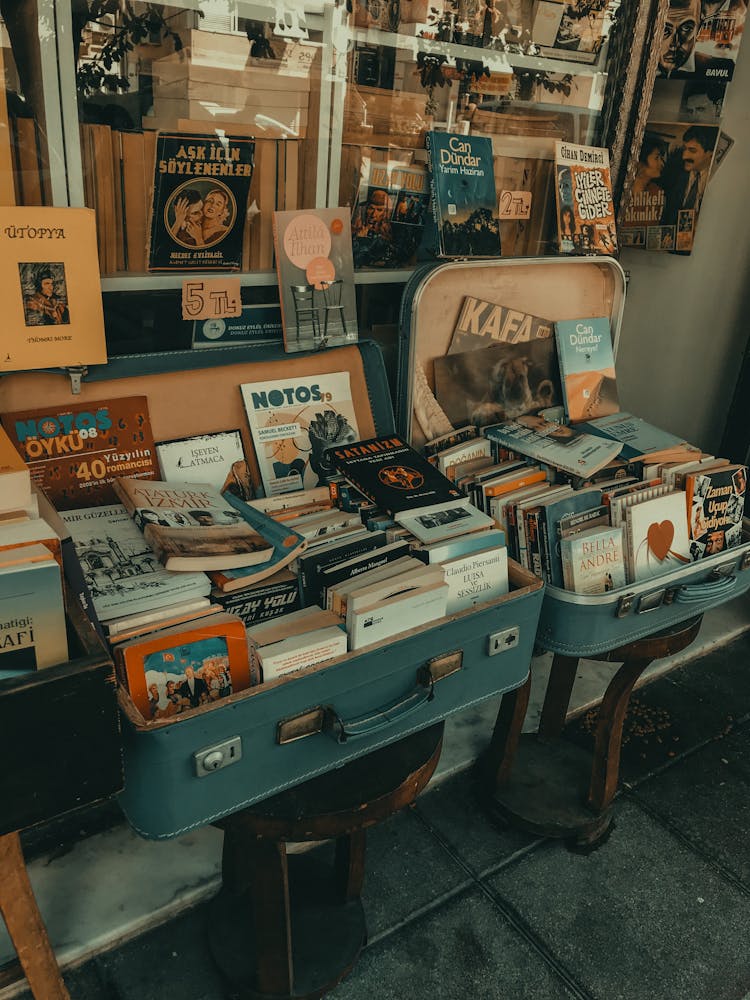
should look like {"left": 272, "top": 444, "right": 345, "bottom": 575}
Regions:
{"left": 396, "top": 257, "right": 750, "bottom": 658}
{"left": 1, "top": 340, "right": 544, "bottom": 838}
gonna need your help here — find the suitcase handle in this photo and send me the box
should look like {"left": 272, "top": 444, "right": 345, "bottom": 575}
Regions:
{"left": 675, "top": 574, "right": 737, "bottom": 604}
{"left": 326, "top": 651, "right": 464, "bottom": 744}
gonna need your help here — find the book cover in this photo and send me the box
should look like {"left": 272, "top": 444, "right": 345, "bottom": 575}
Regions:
{"left": 297, "top": 530, "right": 387, "bottom": 607}
{"left": 257, "top": 625, "right": 348, "bottom": 681}
{"left": 348, "top": 579, "right": 448, "bottom": 650}
{"left": 60, "top": 504, "right": 211, "bottom": 622}
{"left": 241, "top": 371, "right": 360, "bottom": 497}
{"left": 0, "top": 207, "right": 107, "bottom": 372}
{"left": 695, "top": 3, "right": 746, "bottom": 81}
{"left": 2, "top": 395, "right": 159, "bottom": 510}
{"left": 483, "top": 416, "right": 623, "bottom": 478}
{"left": 0, "top": 423, "right": 30, "bottom": 512}
{"left": 326, "top": 434, "right": 462, "bottom": 515}
{"left": 147, "top": 132, "right": 255, "bottom": 272}
{"left": 448, "top": 296, "right": 554, "bottom": 355}
{"left": 327, "top": 556, "right": 421, "bottom": 618}
{"left": 345, "top": 564, "right": 445, "bottom": 624}
{"left": 435, "top": 438, "right": 492, "bottom": 479}
{"left": 554, "top": 317, "right": 619, "bottom": 423}
{"left": 434, "top": 338, "right": 562, "bottom": 430}
{"left": 352, "top": 159, "right": 429, "bottom": 268}
{"left": 156, "top": 429, "right": 252, "bottom": 500}
{"left": 554, "top": 142, "right": 617, "bottom": 255}
{"left": 624, "top": 491, "right": 691, "bottom": 583}
{"left": 425, "top": 132, "right": 501, "bottom": 258}
{"left": 192, "top": 303, "right": 283, "bottom": 349}
{"left": 395, "top": 500, "right": 494, "bottom": 544}
{"left": 619, "top": 123, "right": 720, "bottom": 254}
{"left": 0, "top": 546, "right": 68, "bottom": 674}
{"left": 423, "top": 425, "right": 478, "bottom": 460}
{"left": 442, "top": 545, "right": 509, "bottom": 614}
{"left": 578, "top": 412, "right": 696, "bottom": 460}
{"left": 560, "top": 525, "right": 627, "bottom": 594}
{"left": 211, "top": 569, "right": 301, "bottom": 626}
{"left": 540, "top": 488, "right": 603, "bottom": 587}
{"left": 417, "top": 527, "right": 506, "bottom": 564}
{"left": 113, "top": 478, "right": 274, "bottom": 572}
{"left": 272, "top": 208, "right": 358, "bottom": 353}
{"left": 686, "top": 464, "right": 747, "bottom": 558}
{"left": 115, "top": 612, "right": 252, "bottom": 719}
{"left": 318, "top": 540, "right": 413, "bottom": 603}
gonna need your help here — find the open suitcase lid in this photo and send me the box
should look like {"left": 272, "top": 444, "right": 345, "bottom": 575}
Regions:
{"left": 396, "top": 257, "right": 627, "bottom": 448}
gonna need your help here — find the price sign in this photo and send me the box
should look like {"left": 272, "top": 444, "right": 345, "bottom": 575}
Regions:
{"left": 181, "top": 278, "right": 242, "bottom": 321}
{"left": 499, "top": 191, "right": 532, "bottom": 221}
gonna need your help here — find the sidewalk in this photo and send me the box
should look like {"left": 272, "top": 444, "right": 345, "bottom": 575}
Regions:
{"left": 13, "top": 627, "right": 750, "bottom": 1000}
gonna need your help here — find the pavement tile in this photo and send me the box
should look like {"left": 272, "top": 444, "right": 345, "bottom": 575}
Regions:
{"left": 415, "top": 769, "right": 537, "bottom": 877}
{"left": 329, "top": 887, "right": 575, "bottom": 1000}
{"left": 488, "top": 800, "right": 750, "bottom": 1000}
{"left": 631, "top": 722, "right": 750, "bottom": 886}
{"left": 15, "top": 961, "right": 112, "bottom": 1000}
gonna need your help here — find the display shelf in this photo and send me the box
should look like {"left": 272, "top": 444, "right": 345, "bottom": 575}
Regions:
{"left": 100, "top": 267, "right": 414, "bottom": 293}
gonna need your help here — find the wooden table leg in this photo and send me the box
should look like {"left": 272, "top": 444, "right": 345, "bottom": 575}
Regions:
{"left": 0, "top": 832, "right": 70, "bottom": 1000}
{"left": 539, "top": 655, "right": 580, "bottom": 739}
{"left": 484, "top": 673, "right": 532, "bottom": 789}
{"left": 335, "top": 830, "right": 366, "bottom": 903}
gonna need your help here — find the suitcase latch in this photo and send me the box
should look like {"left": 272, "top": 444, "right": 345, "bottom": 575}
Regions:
{"left": 615, "top": 593, "right": 635, "bottom": 618}
{"left": 276, "top": 706, "right": 326, "bottom": 745}
{"left": 637, "top": 589, "right": 666, "bottom": 614}
{"left": 422, "top": 650, "right": 463, "bottom": 682}
{"left": 66, "top": 366, "right": 88, "bottom": 395}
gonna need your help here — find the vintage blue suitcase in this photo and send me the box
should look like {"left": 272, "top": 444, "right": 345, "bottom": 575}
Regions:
{"left": 396, "top": 258, "right": 750, "bottom": 658}
{"left": 1, "top": 341, "right": 543, "bottom": 838}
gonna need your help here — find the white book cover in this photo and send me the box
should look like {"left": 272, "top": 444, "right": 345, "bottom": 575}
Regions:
{"left": 395, "top": 500, "right": 493, "bottom": 544}
{"left": 348, "top": 580, "right": 449, "bottom": 651}
{"left": 560, "top": 525, "right": 626, "bottom": 594}
{"left": 258, "top": 625, "right": 347, "bottom": 680}
{"left": 345, "top": 565, "right": 444, "bottom": 630}
{"left": 624, "top": 492, "right": 691, "bottom": 583}
{"left": 241, "top": 371, "right": 360, "bottom": 497}
{"left": 156, "top": 430, "right": 249, "bottom": 496}
{"left": 327, "top": 556, "right": 422, "bottom": 617}
{"left": 60, "top": 504, "right": 211, "bottom": 622}
{"left": 0, "top": 547, "right": 67, "bottom": 672}
{"left": 442, "top": 545, "right": 509, "bottom": 613}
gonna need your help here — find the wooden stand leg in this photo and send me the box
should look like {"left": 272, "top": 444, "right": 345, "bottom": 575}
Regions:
{"left": 538, "top": 655, "right": 580, "bottom": 739}
{"left": 0, "top": 833, "right": 70, "bottom": 1000}
{"left": 246, "top": 839, "right": 294, "bottom": 997}
{"left": 335, "top": 830, "right": 366, "bottom": 903}
{"left": 587, "top": 657, "right": 653, "bottom": 813}
{"left": 484, "top": 673, "right": 532, "bottom": 789}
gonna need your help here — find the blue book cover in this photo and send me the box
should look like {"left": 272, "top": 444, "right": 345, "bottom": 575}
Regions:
{"left": 538, "top": 489, "right": 603, "bottom": 588}
{"left": 0, "top": 550, "right": 68, "bottom": 674}
{"left": 554, "top": 317, "right": 619, "bottom": 423}
{"left": 426, "top": 132, "right": 501, "bottom": 258}
{"left": 577, "top": 412, "right": 695, "bottom": 460}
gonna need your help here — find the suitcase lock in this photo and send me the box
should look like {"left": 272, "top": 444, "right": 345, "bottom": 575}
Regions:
{"left": 615, "top": 593, "right": 635, "bottom": 617}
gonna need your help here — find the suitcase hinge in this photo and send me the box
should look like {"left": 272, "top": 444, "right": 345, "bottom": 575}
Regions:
{"left": 66, "top": 366, "right": 88, "bottom": 395}
{"left": 741, "top": 551, "right": 750, "bottom": 572}
{"left": 615, "top": 593, "right": 635, "bottom": 618}
{"left": 421, "top": 649, "right": 463, "bottom": 683}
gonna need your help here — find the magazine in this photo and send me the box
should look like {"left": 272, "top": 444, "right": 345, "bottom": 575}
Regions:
{"left": 352, "top": 159, "right": 429, "bottom": 268}
{"left": 483, "top": 415, "right": 624, "bottom": 478}
{"left": 449, "top": 296, "right": 554, "bottom": 354}
{"left": 241, "top": 372, "right": 360, "bottom": 497}
{"left": 554, "top": 141, "right": 617, "bottom": 255}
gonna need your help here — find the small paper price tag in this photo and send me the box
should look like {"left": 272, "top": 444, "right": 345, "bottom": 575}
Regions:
{"left": 181, "top": 278, "right": 242, "bottom": 321}
{"left": 498, "top": 191, "right": 532, "bottom": 220}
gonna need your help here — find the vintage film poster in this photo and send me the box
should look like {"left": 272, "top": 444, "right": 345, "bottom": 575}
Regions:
{"left": 554, "top": 141, "right": 617, "bottom": 255}
{"left": 657, "top": 0, "right": 746, "bottom": 82}
{"left": 619, "top": 122, "right": 719, "bottom": 253}
{"left": 351, "top": 159, "right": 429, "bottom": 268}
{"left": 147, "top": 133, "right": 255, "bottom": 271}
{"left": 0, "top": 207, "right": 106, "bottom": 372}
{"left": 240, "top": 371, "right": 360, "bottom": 497}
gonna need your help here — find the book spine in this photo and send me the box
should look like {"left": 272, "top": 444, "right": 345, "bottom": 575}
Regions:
{"left": 538, "top": 508, "right": 553, "bottom": 583}
{"left": 527, "top": 510, "right": 543, "bottom": 578}
{"left": 560, "top": 538, "right": 574, "bottom": 591}
{"left": 425, "top": 131, "right": 443, "bottom": 257}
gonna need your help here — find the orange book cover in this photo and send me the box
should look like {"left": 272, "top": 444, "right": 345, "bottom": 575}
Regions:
{"left": 0, "top": 207, "right": 106, "bottom": 371}
{"left": 115, "top": 612, "right": 252, "bottom": 719}
{"left": 482, "top": 468, "right": 548, "bottom": 501}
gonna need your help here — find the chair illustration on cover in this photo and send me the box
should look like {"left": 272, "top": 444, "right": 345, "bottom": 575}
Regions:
{"left": 320, "top": 279, "right": 350, "bottom": 342}
{"left": 290, "top": 284, "right": 321, "bottom": 344}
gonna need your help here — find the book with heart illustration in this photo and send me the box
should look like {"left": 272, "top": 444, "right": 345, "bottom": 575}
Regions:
{"left": 623, "top": 490, "right": 691, "bottom": 583}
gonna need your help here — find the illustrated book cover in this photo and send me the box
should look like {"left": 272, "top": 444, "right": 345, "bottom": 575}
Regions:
{"left": 0, "top": 207, "right": 107, "bottom": 372}
{"left": 619, "top": 123, "right": 720, "bottom": 254}
{"left": 241, "top": 371, "right": 360, "bottom": 497}
{"left": 560, "top": 524, "right": 626, "bottom": 594}
{"left": 554, "top": 317, "right": 619, "bottom": 423}
{"left": 325, "top": 434, "right": 463, "bottom": 515}
{"left": 434, "top": 338, "right": 562, "bottom": 431}
{"left": 113, "top": 478, "right": 274, "bottom": 572}
{"left": 272, "top": 208, "right": 358, "bottom": 353}
{"left": 623, "top": 491, "right": 691, "bottom": 583}
{"left": 538, "top": 487, "right": 604, "bottom": 587}
{"left": 2, "top": 395, "right": 159, "bottom": 510}
{"left": 156, "top": 429, "right": 252, "bottom": 500}
{"left": 448, "top": 296, "right": 554, "bottom": 355}
{"left": 59, "top": 504, "right": 211, "bottom": 622}
{"left": 352, "top": 159, "right": 429, "bottom": 269}
{"left": 147, "top": 132, "right": 255, "bottom": 272}
{"left": 577, "top": 412, "right": 697, "bottom": 460}
{"left": 425, "top": 132, "right": 501, "bottom": 258}
{"left": 0, "top": 544, "right": 67, "bottom": 674}
{"left": 554, "top": 142, "right": 617, "bottom": 255}
{"left": 115, "top": 612, "right": 252, "bottom": 720}
{"left": 685, "top": 464, "right": 746, "bottom": 558}
{"left": 483, "top": 416, "right": 623, "bottom": 478}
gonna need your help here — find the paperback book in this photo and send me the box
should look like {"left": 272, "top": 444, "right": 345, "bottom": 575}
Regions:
{"left": 272, "top": 208, "right": 358, "bottom": 353}
{"left": 0, "top": 545, "right": 68, "bottom": 673}
{"left": 442, "top": 545, "right": 509, "bottom": 614}
{"left": 554, "top": 317, "right": 619, "bottom": 422}
{"left": 2, "top": 396, "right": 159, "bottom": 510}
{"left": 686, "top": 464, "right": 746, "bottom": 558}
{"left": 448, "top": 296, "right": 554, "bottom": 355}
{"left": 624, "top": 491, "right": 691, "bottom": 583}
{"left": 156, "top": 429, "right": 252, "bottom": 500}
{"left": 577, "top": 412, "right": 697, "bottom": 460}
{"left": 425, "top": 132, "right": 501, "bottom": 258}
{"left": 352, "top": 159, "right": 429, "bottom": 268}
{"left": 147, "top": 132, "right": 255, "bottom": 271}
{"left": 483, "top": 416, "right": 623, "bottom": 478}
{"left": 554, "top": 142, "right": 617, "bottom": 255}
{"left": 560, "top": 525, "right": 626, "bottom": 594}
{"left": 211, "top": 569, "right": 301, "bottom": 626}
{"left": 113, "top": 478, "right": 274, "bottom": 572}
{"left": 395, "top": 500, "right": 494, "bottom": 544}
{"left": 241, "top": 372, "right": 360, "bottom": 497}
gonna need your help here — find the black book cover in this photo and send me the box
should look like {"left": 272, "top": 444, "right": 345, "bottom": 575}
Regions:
{"left": 318, "top": 540, "right": 412, "bottom": 595}
{"left": 148, "top": 133, "right": 255, "bottom": 272}
{"left": 297, "top": 530, "right": 387, "bottom": 607}
{"left": 213, "top": 574, "right": 300, "bottom": 626}
{"left": 326, "top": 435, "right": 463, "bottom": 515}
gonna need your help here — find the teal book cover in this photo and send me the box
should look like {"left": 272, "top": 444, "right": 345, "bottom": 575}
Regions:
{"left": 554, "top": 317, "right": 619, "bottom": 423}
{"left": 0, "top": 551, "right": 67, "bottom": 674}
{"left": 578, "top": 412, "right": 695, "bottom": 459}
{"left": 426, "top": 132, "right": 501, "bottom": 258}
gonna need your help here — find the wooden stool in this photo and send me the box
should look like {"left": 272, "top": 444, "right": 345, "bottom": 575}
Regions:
{"left": 209, "top": 722, "right": 444, "bottom": 1000}
{"left": 483, "top": 616, "right": 703, "bottom": 849}
{"left": 0, "top": 832, "right": 69, "bottom": 1000}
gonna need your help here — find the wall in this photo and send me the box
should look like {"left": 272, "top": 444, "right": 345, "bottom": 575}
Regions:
{"left": 615, "top": 42, "right": 750, "bottom": 453}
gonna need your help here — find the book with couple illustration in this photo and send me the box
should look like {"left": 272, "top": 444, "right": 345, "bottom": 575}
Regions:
{"left": 148, "top": 132, "right": 256, "bottom": 271}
